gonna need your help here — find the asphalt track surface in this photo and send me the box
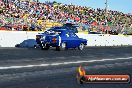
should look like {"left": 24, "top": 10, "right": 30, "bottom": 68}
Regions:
{"left": 0, "top": 46, "right": 132, "bottom": 88}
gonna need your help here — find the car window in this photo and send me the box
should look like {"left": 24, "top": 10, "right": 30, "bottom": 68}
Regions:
{"left": 69, "top": 32, "right": 78, "bottom": 38}
{"left": 73, "top": 33, "right": 78, "bottom": 38}
{"left": 66, "top": 32, "right": 70, "bottom": 37}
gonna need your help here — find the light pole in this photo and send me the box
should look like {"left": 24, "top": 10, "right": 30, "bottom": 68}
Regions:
{"left": 105, "top": 0, "right": 108, "bottom": 25}
{"left": 105, "top": 0, "right": 108, "bottom": 34}
{"left": 5, "top": 0, "right": 8, "bottom": 8}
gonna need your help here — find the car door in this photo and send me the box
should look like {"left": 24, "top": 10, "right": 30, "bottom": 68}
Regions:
{"left": 67, "top": 32, "right": 80, "bottom": 48}
{"left": 71, "top": 33, "right": 80, "bottom": 47}
{"left": 64, "top": 31, "right": 73, "bottom": 48}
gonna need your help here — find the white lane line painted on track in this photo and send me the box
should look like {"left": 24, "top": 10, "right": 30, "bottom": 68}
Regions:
{"left": 0, "top": 57, "right": 132, "bottom": 70}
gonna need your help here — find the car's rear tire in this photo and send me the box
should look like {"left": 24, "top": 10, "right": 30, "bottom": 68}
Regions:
{"left": 56, "top": 46, "right": 60, "bottom": 51}
{"left": 78, "top": 43, "right": 84, "bottom": 50}
{"left": 41, "top": 44, "right": 49, "bottom": 50}
{"left": 56, "top": 42, "right": 67, "bottom": 51}
{"left": 34, "top": 45, "right": 37, "bottom": 48}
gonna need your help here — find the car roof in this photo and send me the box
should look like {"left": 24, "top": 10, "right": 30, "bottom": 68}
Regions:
{"left": 51, "top": 28, "right": 66, "bottom": 31}
{"left": 50, "top": 26, "right": 75, "bottom": 30}
{"left": 51, "top": 26, "right": 66, "bottom": 29}
{"left": 48, "top": 26, "right": 77, "bottom": 33}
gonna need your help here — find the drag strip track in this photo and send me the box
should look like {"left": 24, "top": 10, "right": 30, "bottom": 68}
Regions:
{"left": 0, "top": 46, "right": 132, "bottom": 88}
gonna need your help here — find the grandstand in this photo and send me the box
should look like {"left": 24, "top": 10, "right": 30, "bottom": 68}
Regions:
{"left": 0, "top": 0, "right": 132, "bottom": 34}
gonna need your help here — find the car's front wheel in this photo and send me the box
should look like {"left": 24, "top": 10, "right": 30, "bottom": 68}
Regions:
{"left": 56, "top": 42, "right": 67, "bottom": 51}
{"left": 78, "top": 43, "right": 84, "bottom": 50}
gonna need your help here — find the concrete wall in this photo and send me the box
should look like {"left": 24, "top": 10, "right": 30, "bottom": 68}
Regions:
{"left": 0, "top": 31, "right": 132, "bottom": 47}
{"left": 77, "top": 33, "right": 132, "bottom": 46}
{"left": 0, "top": 31, "right": 38, "bottom": 47}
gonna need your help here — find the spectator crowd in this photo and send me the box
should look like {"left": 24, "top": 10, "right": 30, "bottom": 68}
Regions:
{"left": 0, "top": 0, "right": 132, "bottom": 34}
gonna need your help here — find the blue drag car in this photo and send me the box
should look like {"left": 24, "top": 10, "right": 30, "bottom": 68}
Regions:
{"left": 36, "top": 28, "right": 87, "bottom": 51}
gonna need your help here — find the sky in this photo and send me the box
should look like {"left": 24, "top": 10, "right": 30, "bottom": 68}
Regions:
{"left": 39, "top": 0, "right": 132, "bottom": 14}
